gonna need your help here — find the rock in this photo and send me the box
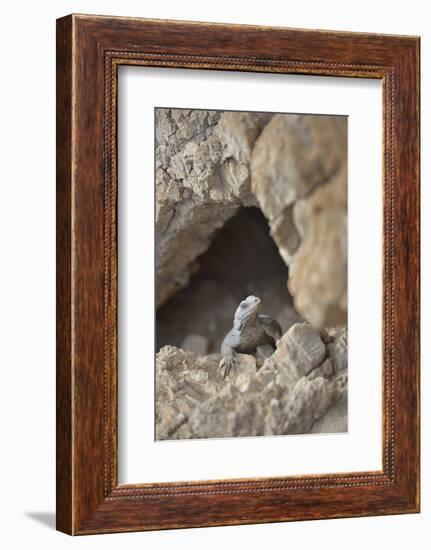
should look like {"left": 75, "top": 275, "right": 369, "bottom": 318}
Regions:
{"left": 230, "top": 354, "right": 258, "bottom": 387}
{"left": 211, "top": 111, "right": 273, "bottom": 205}
{"left": 307, "top": 358, "right": 335, "bottom": 380}
{"left": 311, "top": 394, "right": 348, "bottom": 434}
{"left": 251, "top": 114, "right": 347, "bottom": 327}
{"left": 326, "top": 326, "right": 348, "bottom": 373}
{"left": 280, "top": 373, "right": 339, "bottom": 434}
{"left": 188, "top": 383, "right": 263, "bottom": 438}
{"left": 155, "top": 346, "right": 222, "bottom": 440}
{"left": 181, "top": 334, "right": 209, "bottom": 355}
{"left": 251, "top": 114, "right": 346, "bottom": 223}
{"left": 155, "top": 109, "right": 349, "bottom": 439}
{"left": 155, "top": 345, "right": 259, "bottom": 439}
{"left": 289, "top": 163, "right": 347, "bottom": 327}
{"left": 156, "top": 109, "right": 271, "bottom": 306}
{"left": 262, "top": 322, "right": 327, "bottom": 387}
{"left": 156, "top": 323, "right": 347, "bottom": 440}
{"left": 156, "top": 109, "right": 347, "bottom": 329}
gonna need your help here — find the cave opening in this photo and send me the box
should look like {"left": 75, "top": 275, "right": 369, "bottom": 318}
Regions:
{"left": 156, "top": 206, "right": 301, "bottom": 354}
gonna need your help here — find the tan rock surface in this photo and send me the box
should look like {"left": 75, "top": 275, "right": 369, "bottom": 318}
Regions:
{"left": 156, "top": 109, "right": 347, "bottom": 328}
{"left": 250, "top": 114, "right": 347, "bottom": 326}
{"left": 289, "top": 163, "right": 348, "bottom": 326}
{"left": 156, "top": 109, "right": 271, "bottom": 306}
{"left": 156, "top": 323, "right": 347, "bottom": 440}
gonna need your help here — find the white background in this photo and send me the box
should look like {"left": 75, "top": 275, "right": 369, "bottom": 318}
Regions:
{"left": 119, "top": 68, "right": 382, "bottom": 483}
{"left": 0, "top": 1, "right": 428, "bottom": 548}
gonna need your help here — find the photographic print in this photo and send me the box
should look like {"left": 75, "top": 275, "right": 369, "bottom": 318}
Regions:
{"left": 155, "top": 108, "right": 348, "bottom": 441}
{"left": 56, "top": 15, "right": 420, "bottom": 533}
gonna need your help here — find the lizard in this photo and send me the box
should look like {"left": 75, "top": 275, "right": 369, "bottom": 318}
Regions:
{"left": 219, "top": 295, "right": 282, "bottom": 378}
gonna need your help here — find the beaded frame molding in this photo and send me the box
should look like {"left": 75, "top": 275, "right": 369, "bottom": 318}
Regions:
{"left": 56, "top": 14, "right": 420, "bottom": 535}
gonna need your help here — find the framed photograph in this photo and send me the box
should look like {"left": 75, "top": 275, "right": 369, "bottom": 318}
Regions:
{"left": 56, "top": 14, "right": 420, "bottom": 534}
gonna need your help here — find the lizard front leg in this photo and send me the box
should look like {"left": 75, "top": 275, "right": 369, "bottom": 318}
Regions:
{"left": 218, "top": 348, "right": 237, "bottom": 379}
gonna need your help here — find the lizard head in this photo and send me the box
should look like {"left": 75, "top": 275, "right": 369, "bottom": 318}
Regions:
{"left": 233, "top": 295, "right": 261, "bottom": 330}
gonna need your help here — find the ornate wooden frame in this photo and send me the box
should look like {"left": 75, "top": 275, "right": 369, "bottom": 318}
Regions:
{"left": 56, "top": 14, "right": 420, "bottom": 535}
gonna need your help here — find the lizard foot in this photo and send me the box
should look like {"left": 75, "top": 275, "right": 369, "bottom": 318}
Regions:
{"left": 218, "top": 354, "right": 236, "bottom": 379}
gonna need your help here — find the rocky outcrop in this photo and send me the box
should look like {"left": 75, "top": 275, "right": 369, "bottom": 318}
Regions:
{"left": 156, "top": 109, "right": 347, "bottom": 328}
{"left": 155, "top": 323, "right": 347, "bottom": 440}
{"left": 288, "top": 162, "right": 348, "bottom": 327}
{"left": 251, "top": 114, "right": 347, "bottom": 326}
{"left": 155, "top": 109, "right": 271, "bottom": 306}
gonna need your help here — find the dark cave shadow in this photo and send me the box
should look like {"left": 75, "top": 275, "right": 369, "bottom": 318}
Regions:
{"left": 25, "top": 511, "right": 56, "bottom": 530}
{"left": 156, "top": 206, "right": 300, "bottom": 353}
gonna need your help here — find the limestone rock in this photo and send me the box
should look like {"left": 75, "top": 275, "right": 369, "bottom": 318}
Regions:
{"left": 251, "top": 115, "right": 347, "bottom": 327}
{"left": 156, "top": 323, "right": 347, "bottom": 440}
{"left": 326, "top": 325, "right": 348, "bottom": 373}
{"left": 251, "top": 114, "right": 347, "bottom": 269}
{"left": 280, "top": 370, "right": 347, "bottom": 434}
{"left": 310, "top": 394, "right": 348, "bottom": 433}
{"left": 155, "top": 345, "right": 258, "bottom": 439}
{"left": 289, "top": 163, "right": 348, "bottom": 327}
{"left": 261, "top": 322, "right": 326, "bottom": 387}
{"left": 156, "top": 109, "right": 271, "bottom": 306}
{"left": 307, "top": 358, "right": 335, "bottom": 380}
{"left": 251, "top": 114, "right": 346, "bottom": 222}
{"left": 156, "top": 109, "right": 347, "bottom": 328}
